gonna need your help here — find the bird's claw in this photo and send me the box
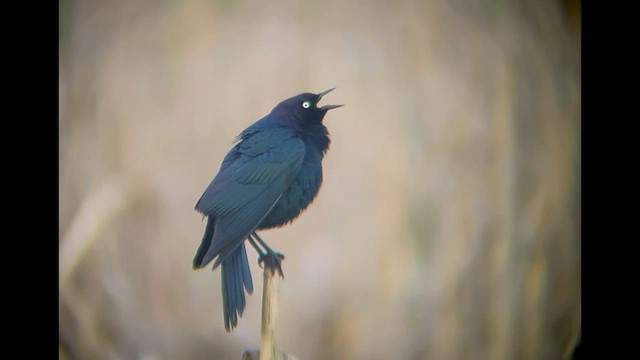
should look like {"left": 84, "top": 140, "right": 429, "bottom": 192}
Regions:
{"left": 258, "top": 252, "right": 285, "bottom": 278}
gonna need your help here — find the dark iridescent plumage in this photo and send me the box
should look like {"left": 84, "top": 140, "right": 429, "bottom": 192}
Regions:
{"left": 193, "top": 89, "right": 342, "bottom": 331}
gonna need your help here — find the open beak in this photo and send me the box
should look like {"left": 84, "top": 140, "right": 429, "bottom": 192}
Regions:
{"left": 316, "top": 88, "right": 344, "bottom": 111}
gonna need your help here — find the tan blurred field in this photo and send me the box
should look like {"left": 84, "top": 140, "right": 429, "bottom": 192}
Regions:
{"left": 59, "top": 1, "right": 580, "bottom": 359}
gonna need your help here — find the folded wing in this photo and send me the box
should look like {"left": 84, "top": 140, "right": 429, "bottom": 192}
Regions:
{"left": 195, "top": 130, "right": 306, "bottom": 267}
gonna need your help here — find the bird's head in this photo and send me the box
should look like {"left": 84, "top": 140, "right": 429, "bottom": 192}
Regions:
{"left": 272, "top": 88, "right": 344, "bottom": 128}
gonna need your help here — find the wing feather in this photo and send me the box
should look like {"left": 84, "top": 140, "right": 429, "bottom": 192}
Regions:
{"left": 194, "top": 130, "right": 305, "bottom": 267}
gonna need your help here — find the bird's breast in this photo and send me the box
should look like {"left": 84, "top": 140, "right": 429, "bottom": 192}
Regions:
{"left": 256, "top": 148, "right": 323, "bottom": 229}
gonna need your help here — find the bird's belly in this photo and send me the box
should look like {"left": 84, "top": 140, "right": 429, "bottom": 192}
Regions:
{"left": 257, "top": 163, "right": 322, "bottom": 229}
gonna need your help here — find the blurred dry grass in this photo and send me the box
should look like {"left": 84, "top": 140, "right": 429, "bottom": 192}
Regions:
{"left": 59, "top": 0, "right": 580, "bottom": 359}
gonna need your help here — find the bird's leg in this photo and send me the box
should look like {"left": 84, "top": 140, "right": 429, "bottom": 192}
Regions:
{"left": 249, "top": 232, "right": 285, "bottom": 277}
{"left": 247, "top": 236, "right": 266, "bottom": 258}
{"left": 252, "top": 232, "right": 285, "bottom": 261}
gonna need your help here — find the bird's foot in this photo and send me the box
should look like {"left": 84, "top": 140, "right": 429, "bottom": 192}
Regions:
{"left": 258, "top": 251, "right": 285, "bottom": 278}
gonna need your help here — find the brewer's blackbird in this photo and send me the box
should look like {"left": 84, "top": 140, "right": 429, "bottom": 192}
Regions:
{"left": 193, "top": 88, "right": 343, "bottom": 331}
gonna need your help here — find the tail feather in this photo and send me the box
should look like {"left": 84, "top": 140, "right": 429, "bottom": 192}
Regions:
{"left": 221, "top": 242, "right": 254, "bottom": 331}
{"left": 193, "top": 215, "right": 255, "bottom": 330}
{"left": 193, "top": 216, "right": 216, "bottom": 269}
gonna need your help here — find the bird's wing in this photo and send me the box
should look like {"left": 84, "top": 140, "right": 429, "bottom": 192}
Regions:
{"left": 195, "top": 131, "right": 305, "bottom": 266}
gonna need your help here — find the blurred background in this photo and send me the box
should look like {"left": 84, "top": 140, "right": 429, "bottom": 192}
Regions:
{"left": 59, "top": 0, "right": 581, "bottom": 359}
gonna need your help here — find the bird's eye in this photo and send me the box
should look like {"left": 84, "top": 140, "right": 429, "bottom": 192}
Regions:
{"left": 302, "top": 101, "right": 311, "bottom": 109}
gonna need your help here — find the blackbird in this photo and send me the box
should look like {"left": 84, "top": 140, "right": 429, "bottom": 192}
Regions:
{"left": 193, "top": 88, "right": 343, "bottom": 330}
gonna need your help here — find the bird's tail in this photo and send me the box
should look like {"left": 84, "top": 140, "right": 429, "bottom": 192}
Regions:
{"left": 193, "top": 215, "right": 216, "bottom": 269}
{"left": 221, "top": 242, "right": 254, "bottom": 331}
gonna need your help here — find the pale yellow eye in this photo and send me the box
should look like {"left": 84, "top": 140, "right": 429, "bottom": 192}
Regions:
{"left": 302, "top": 101, "right": 311, "bottom": 109}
